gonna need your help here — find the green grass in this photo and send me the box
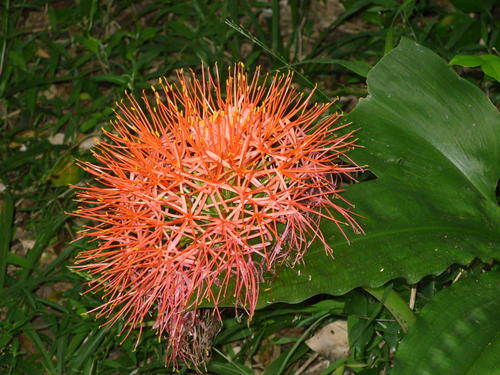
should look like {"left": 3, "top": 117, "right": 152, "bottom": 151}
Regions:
{"left": 0, "top": 0, "right": 498, "bottom": 374}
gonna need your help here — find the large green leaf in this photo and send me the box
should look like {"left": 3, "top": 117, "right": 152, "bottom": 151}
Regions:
{"left": 257, "top": 38, "right": 500, "bottom": 307}
{"left": 391, "top": 270, "right": 500, "bottom": 375}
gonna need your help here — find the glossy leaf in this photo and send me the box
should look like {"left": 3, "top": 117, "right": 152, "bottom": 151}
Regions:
{"left": 256, "top": 38, "right": 500, "bottom": 307}
{"left": 391, "top": 270, "right": 500, "bottom": 375}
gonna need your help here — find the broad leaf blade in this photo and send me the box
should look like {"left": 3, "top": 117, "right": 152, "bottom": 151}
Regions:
{"left": 257, "top": 38, "right": 500, "bottom": 307}
{"left": 391, "top": 270, "right": 500, "bottom": 375}
{"left": 356, "top": 40, "right": 499, "bottom": 200}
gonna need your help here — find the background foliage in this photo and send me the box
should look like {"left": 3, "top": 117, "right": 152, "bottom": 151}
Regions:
{"left": 0, "top": 0, "right": 498, "bottom": 374}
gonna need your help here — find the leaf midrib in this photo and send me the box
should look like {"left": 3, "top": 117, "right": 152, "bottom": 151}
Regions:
{"left": 325, "top": 224, "right": 498, "bottom": 250}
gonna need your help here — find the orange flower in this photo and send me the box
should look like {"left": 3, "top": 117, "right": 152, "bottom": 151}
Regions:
{"left": 72, "top": 63, "right": 362, "bottom": 367}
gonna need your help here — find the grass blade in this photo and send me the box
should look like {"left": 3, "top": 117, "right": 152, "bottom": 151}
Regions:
{"left": 0, "top": 191, "right": 14, "bottom": 289}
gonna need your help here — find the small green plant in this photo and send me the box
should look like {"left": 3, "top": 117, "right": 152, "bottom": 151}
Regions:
{"left": 449, "top": 54, "right": 500, "bottom": 82}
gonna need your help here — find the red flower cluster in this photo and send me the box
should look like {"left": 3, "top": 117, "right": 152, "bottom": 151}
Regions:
{"left": 72, "top": 63, "right": 362, "bottom": 367}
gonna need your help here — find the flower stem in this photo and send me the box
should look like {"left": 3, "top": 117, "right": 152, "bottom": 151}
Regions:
{"left": 363, "top": 286, "right": 416, "bottom": 333}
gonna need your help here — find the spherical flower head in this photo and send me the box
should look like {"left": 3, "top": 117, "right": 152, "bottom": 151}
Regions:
{"left": 71, "top": 63, "right": 363, "bottom": 368}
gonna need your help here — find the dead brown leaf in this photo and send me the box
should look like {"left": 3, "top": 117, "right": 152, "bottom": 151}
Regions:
{"left": 305, "top": 320, "right": 349, "bottom": 360}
